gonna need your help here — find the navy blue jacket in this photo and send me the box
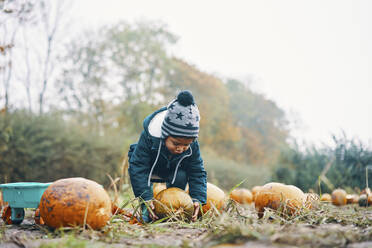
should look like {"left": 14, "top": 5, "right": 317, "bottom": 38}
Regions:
{"left": 128, "top": 107, "right": 207, "bottom": 204}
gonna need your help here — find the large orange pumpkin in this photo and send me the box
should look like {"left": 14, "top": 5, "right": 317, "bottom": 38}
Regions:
{"left": 251, "top": 186, "right": 262, "bottom": 202}
{"left": 255, "top": 182, "right": 306, "bottom": 218}
{"left": 320, "top": 193, "right": 332, "bottom": 202}
{"left": 331, "top": 188, "right": 347, "bottom": 206}
{"left": 202, "top": 183, "right": 225, "bottom": 214}
{"left": 153, "top": 187, "right": 194, "bottom": 220}
{"left": 39, "top": 178, "right": 112, "bottom": 229}
{"left": 153, "top": 183, "right": 167, "bottom": 197}
{"left": 230, "top": 188, "right": 253, "bottom": 204}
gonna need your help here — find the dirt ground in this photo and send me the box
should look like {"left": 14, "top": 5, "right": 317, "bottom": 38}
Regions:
{"left": 0, "top": 207, "right": 372, "bottom": 248}
{"left": 1, "top": 217, "right": 204, "bottom": 247}
{"left": 1, "top": 213, "right": 206, "bottom": 248}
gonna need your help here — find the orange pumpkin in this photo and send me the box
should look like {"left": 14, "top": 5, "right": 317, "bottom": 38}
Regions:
{"left": 153, "top": 183, "right": 167, "bottom": 197}
{"left": 202, "top": 183, "right": 225, "bottom": 214}
{"left": 346, "top": 194, "right": 359, "bottom": 204}
{"left": 320, "top": 193, "right": 332, "bottom": 202}
{"left": 39, "top": 177, "right": 112, "bottom": 229}
{"left": 34, "top": 208, "right": 44, "bottom": 225}
{"left": 358, "top": 194, "right": 369, "bottom": 207}
{"left": 361, "top": 187, "right": 371, "bottom": 195}
{"left": 230, "top": 188, "right": 253, "bottom": 204}
{"left": 153, "top": 187, "right": 194, "bottom": 220}
{"left": 351, "top": 194, "right": 360, "bottom": 204}
{"left": 331, "top": 189, "right": 347, "bottom": 206}
{"left": 112, "top": 203, "right": 126, "bottom": 215}
{"left": 111, "top": 204, "right": 140, "bottom": 224}
{"left": 304, "top": 193, "right": 320, "bottom": 209}
{"left": 368, "top": 194, "right": 372, "bottom": 206}
{"left": 1, "top": 205, "right": 12, "bottom": 224}
{"left": 255, "top": 182, "right": 306, "bottom": 218}
{"left": 251, "top": 186, "right": 262, "bottom": 202}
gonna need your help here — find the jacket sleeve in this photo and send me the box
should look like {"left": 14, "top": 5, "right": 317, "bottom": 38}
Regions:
{"left": 128, "top": 131, "right": 153, "bottom": 201}
{"left": 187, "top": 141, "right": 207, "bottom": 205}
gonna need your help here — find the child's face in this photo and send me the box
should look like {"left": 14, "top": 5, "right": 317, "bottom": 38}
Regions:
{"left": 165, "top": 136, "right": 194, "bottom": 155}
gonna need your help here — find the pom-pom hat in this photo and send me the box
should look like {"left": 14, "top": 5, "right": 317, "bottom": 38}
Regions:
{"left": 161, "top": 90, "right": 200, "bottom": 138}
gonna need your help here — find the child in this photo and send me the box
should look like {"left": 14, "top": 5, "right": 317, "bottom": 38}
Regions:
{"left": 128, "top": 90, "right": 207, "bottom": 222}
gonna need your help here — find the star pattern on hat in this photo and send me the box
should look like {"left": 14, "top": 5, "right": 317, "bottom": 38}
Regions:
{"left": 186, "top": 122, "right": 194, "bottom": 128}
{"left": 161, "top": 92, "right": 200, "bottom": 138}
{"left": 176, "top": 112, "right": 184, "bottom": 120}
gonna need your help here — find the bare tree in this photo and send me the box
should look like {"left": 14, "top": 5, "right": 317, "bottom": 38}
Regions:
{"left": 0, "top": 8, "right": 21, "bottom": 110}
{"left": 21, "top": 27, "right": 32, "bottom": 112}
{"left": 1, "top": 0, "right": 38, "bottom": 111}
{"left": 37, "top": 0, "right": 68, "bottom": 114}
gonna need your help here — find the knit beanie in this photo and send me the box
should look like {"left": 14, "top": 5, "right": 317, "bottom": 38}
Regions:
{"left": 161, "top": 90, "right": 200, "bottom": 138}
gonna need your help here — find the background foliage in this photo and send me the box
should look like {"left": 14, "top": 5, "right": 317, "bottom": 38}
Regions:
{"left": 1, "top": 2, "right": 371, "bottom": 191}
{"left": 0, "top": 111, "right": 122, "bottom": 185}
{"left": 272, "top": 134, "right": 372, "bottom": 193}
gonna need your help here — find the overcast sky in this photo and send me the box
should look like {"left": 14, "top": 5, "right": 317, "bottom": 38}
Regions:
{"left": 72, "top": 0, "right": 372, "bottom": 147}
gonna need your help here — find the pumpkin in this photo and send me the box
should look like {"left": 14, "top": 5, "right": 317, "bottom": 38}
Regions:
{"left": 352, "top": 194, "right": 360, "bottom": 204}
{"left": 331, "top": 189, "right": 347, "bottom": 206}
{"left": 358, "top": 194, "right": 369, "bottom": 207}
{"left": 368, "top": 194, "right": 372, "bottom": 206}
{"left": 320, "top": 193, "right": 332, "bottom": 202}
{"left": 251, "top": 186, "right": 263, "bottom": 201}
{"left": 254, "top": 182, "right": 306, "bottom": 218}
{"left": 112, "top": 203, "right": 126, "bottom": 215}
{"left": 153, "top": 187, "right": 194, "bottom": 220}
{"left": 153, "top": 183, "right": 167, "bottom": 197}
{"left": 0, "top": 191, "right": 3, "bottom": 207}
{"left": 1, "top": 205, "right": 12, "bottom": 224}
{"left": 111, "top": 204, "right": 140, "bottom": 224}
{"left": 230, "top": 188, "right": 253, "bottom": 204}
{"left": 304, "top": 193, "right": 320, "bottom": 209}
{"left": 39, "top": 177, "right": 112, "bottom": 229}
{"left": 361, "top": 187, "right": 371, "bottom": 195}
{"left": 34, "top": 208, "right": 44, "bottom": 225}
{"left": 202, "top": 182, "right": 226, "bottom": 214}
{"left": 346, "top": 194, "right": 359, "bottom": 204}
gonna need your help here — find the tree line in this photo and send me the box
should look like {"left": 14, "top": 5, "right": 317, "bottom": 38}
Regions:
{"left": 1, "top": 1, "right": 370, "bottom": 191}
{"left": 0, "top": 2, "right": 289, "bottom": 186}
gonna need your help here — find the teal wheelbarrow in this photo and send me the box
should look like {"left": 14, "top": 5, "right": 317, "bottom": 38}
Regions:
{"left": 0, "top": 182, "right": 51, "bottom": 224}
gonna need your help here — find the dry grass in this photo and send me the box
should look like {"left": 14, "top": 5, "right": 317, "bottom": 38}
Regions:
{"left": 1, "top": 192, "right": 372, "bottom": 248}
{"left": 201, "top": 201, "right": 372, "bottom": 247}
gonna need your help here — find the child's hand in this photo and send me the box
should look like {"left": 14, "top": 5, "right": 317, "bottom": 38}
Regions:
{"left": 191, "top": 202, "right": 200, "bottom": 222}
{"left": 148, "top": 201, "right": 159, "bottom": 221}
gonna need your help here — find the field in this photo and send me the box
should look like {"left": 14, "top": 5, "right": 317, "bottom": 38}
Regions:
{"left": 1, "top": 199, "right": 372, "bottom": 248}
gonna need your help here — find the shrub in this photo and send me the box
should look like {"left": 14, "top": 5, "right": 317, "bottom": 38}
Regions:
{"left": 0, "top": 111, "right": 122, "bottom": 186}
{"left": 271, "top": 134, "right": 372, "bottom": 193}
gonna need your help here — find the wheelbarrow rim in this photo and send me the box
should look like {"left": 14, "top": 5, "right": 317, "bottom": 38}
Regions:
{"left": 0, "top": 182, "right": 52, "bottom": 189}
